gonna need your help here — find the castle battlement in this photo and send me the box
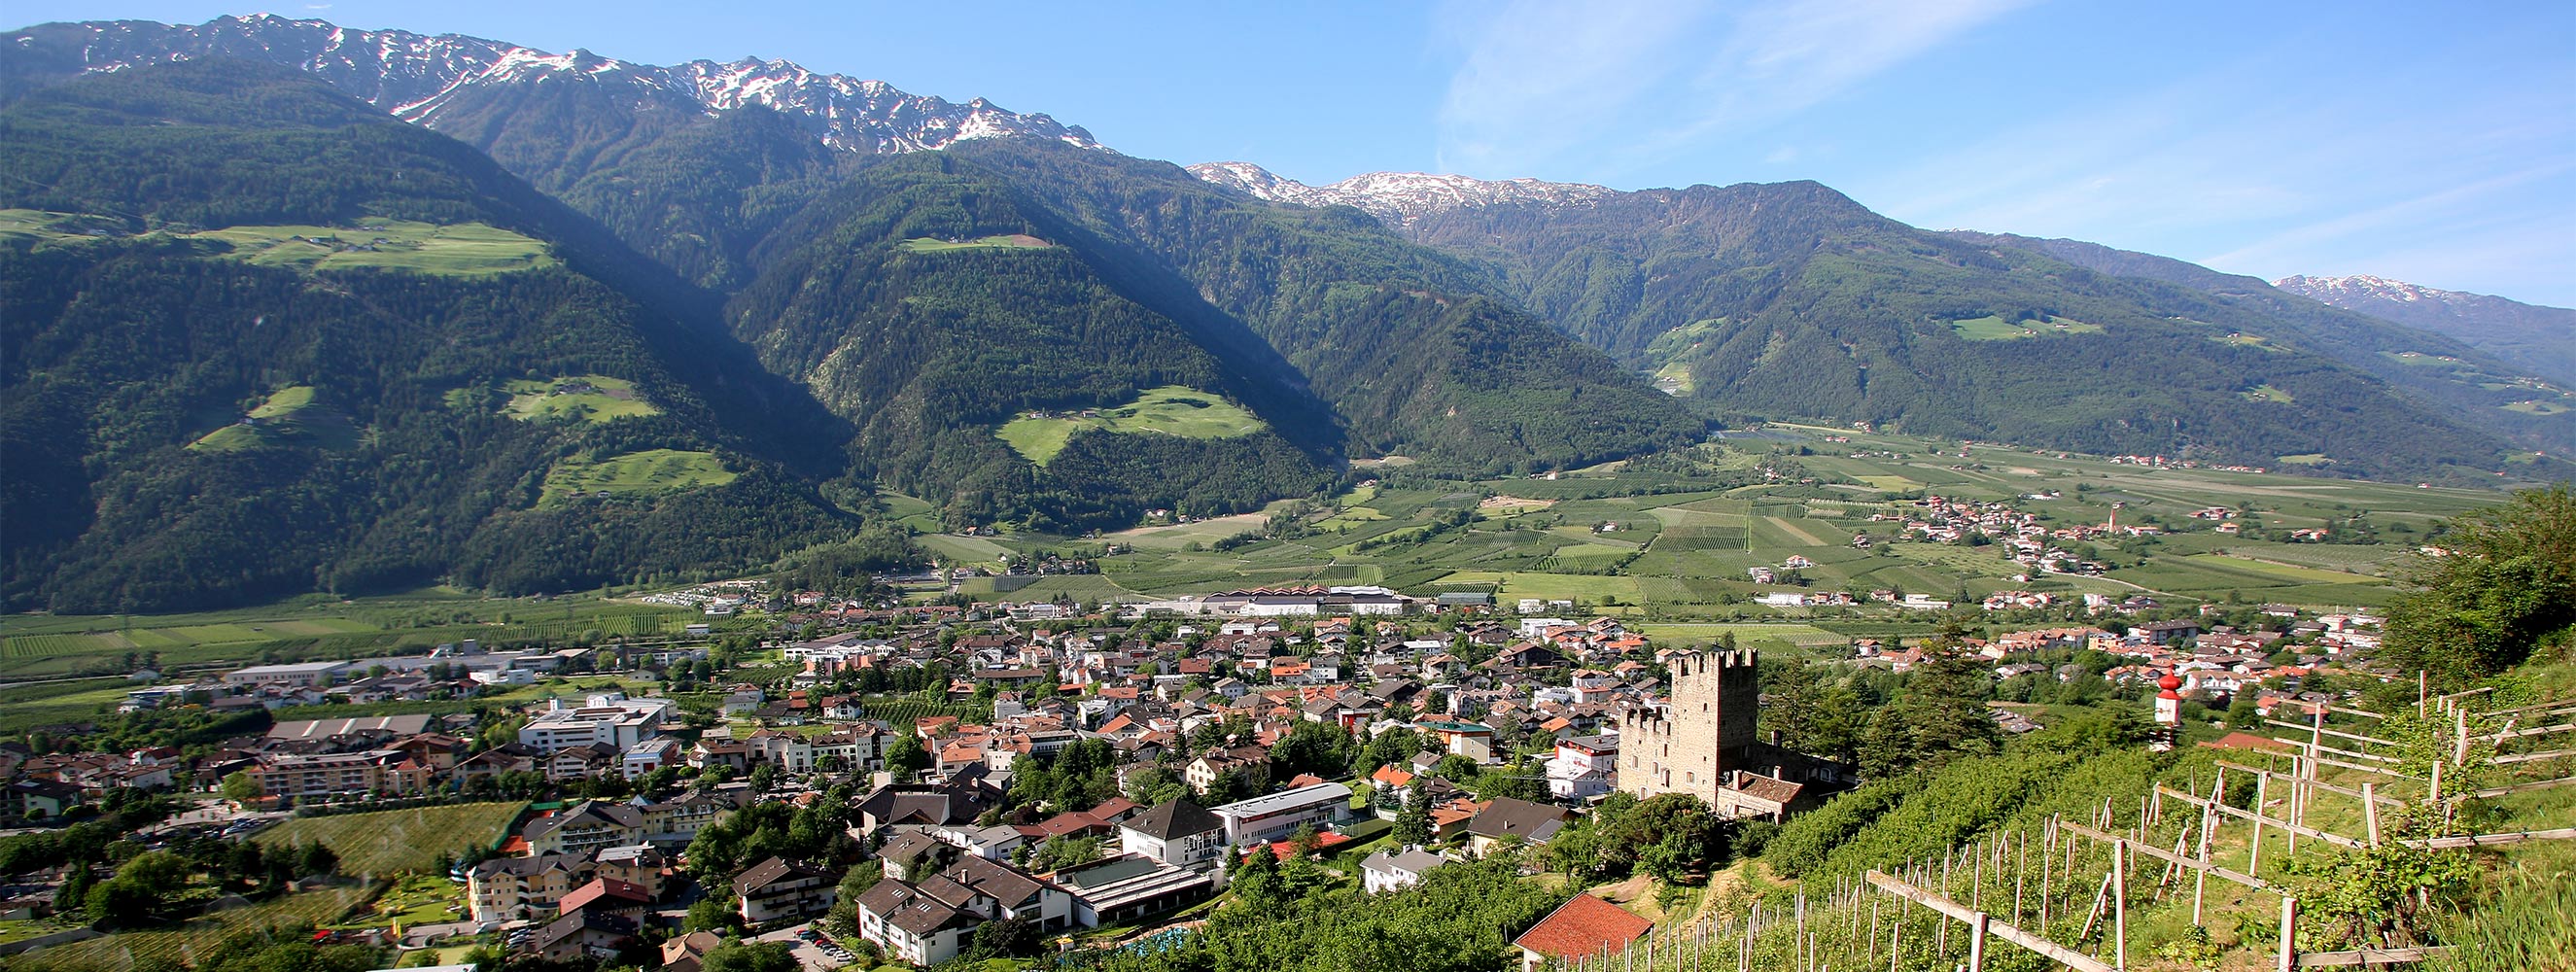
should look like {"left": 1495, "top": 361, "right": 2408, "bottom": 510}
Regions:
{"left": 1617, "top": 647, "right": 1761, "bottom": 806}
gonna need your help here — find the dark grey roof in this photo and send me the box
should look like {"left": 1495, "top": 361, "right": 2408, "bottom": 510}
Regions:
{"left": 1120, "top": 798, "right": 1223, "bottom": 841}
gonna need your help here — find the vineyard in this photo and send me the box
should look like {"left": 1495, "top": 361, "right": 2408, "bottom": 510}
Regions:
{"left": 10, "top": 884, "right": 375, "bottom": 972}
{"left": 1536, "top": 690, "right": 2576, "bottom": 972}
{"left": 857, "top": 697, "right": 993, "bottom": 728}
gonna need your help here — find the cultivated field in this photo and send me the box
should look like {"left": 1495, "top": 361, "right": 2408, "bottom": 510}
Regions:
{"left": 996, "top": 386, "right": 1268, "bottom": 464}
{"left": 906, "top": 420, "right": 2510, "bottom": 624}
{"left": 256, "top": 802, "right": 528, "bottom": 878}
{"left": 8, "top": 884, "right": 374, "bottom": 972}
{"left": 1947, "top": 314, "right": 2106, "bottom": 340}
{"left": 190, "top": 385, "right": 361, "bottom": 452}
{"left": 191, "top": 220, "right": 553, "bottom": 276}
{"left": 0, "top": 591, "right": 692, "bottom": 684}
{"left": 895, "top": 234, "right": 1054, "bottom": 254}
{"left": 540, "top": 449, "right": 737, "bottom": 505}
{"left": 502, "top": 374, "right": 660, "bottom": 424}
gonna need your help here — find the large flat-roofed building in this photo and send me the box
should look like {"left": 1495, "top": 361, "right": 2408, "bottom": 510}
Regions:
{"left": 518, "top": 695, "right": 676, "bottom": 751}
{"left": 225, "top": 661, "right": 352, "bottom": 688}
{"left": 266, "top": 714, "right": 435, "bottom": 742}
{"left": 1207, "top": 781, "right": 1352, "bottom": 848}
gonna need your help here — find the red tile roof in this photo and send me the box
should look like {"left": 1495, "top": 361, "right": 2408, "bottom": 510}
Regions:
{"left": 1514, "top": 894, "right": 1653, "bottom": 960}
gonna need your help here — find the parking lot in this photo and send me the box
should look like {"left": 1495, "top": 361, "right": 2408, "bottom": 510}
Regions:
{"left": 756, "top": 922, "right": 856, "bottom": 969}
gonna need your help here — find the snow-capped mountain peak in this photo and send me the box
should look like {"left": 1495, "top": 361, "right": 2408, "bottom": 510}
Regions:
{"left": 7, "top": 15, "right": 1102, "bottom": 156}
{"left": 1187, "top": 161, "right": 1613, "bottom": 226}
{"left": 2272, "top": 274, "right": 2454, "bottom": 305}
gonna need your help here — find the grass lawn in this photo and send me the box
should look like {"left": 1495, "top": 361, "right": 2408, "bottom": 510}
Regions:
{"left": 356, "top": 874, "right": 470, "bottom": 929}
{"left": 502, "top": 374, "right": 660, "bottom": 424}
{"left": 996, "top": 386, "right": 1268, "bottom": 465}
{"left": 190, "top": 219, "right": 552, "bottom": 276}
{"left": 257, "top": 803, "right": 527, "bottom": 878}
{"left": 540, "top": 449, "right": 736, "bottom": 505}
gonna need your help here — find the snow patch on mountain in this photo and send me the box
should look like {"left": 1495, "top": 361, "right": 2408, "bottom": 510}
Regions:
{"left": 10, "top": 14, "right": 1100, "bottom": 155}
{"left": 1188, "top": 161, "right": 1613, "bottom": 226}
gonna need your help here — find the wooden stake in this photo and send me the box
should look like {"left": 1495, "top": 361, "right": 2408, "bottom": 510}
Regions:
{"left": 2112, "top": 839, "right": 2128, "bottom": 972}
{"left": 1968, "top": 911, "right": 1989, "bottom": 972}
{"left": 2014, "top": 829, "right": 2028, "bottom": 921}
{"left": 2364, "top": 782, "right": 2381, "bottom": 844}
{"left": 2250, "top": 773, "right": 2269, "bottom": 876}
{"left": 2277, "top": 896, "right": 2297, "bottom": 972}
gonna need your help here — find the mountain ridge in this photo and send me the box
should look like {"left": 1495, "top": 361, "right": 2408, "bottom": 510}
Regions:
{"left": 1187, "top": 160, "right": 1615, "bottom": 227}
{"left": 2, "top": 14, "right": 1099, "bottom": 155}
{"left": 2274, "top": 273, "right": 2576, "bottom": 388}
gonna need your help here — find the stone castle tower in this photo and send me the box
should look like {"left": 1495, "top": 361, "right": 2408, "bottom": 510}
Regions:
{"left": 1617, "top": 648, "right": 1759, "bottom": 804}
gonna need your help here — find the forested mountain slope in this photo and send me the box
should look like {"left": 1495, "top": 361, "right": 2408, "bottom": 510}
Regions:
{"left": 2273, "top": 273, "right": 2576, "bottom": 389}
{"left": 1944, "top": 231, "right": 2576, "bottom": 455}
{"left": 1262, "top": 174, "right": 2565, "bottom": 479}
{"left": 0, "top": 60, "right": 854, "bottom": 611}
{"left": 712, "top": 143, "right": 1705, "bottom": 528}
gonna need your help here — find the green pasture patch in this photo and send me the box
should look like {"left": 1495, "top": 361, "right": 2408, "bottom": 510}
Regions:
{"left": 1752, "top": 516, "right": 1841, "bottom": 547}
{"left": 2503, "top": 399, "right": 2572, "bottom": 415}
{"left": 1948, "top": 314, "right": 2104, "bottom": 341}
{"left": 2213, "top": 332, "right": 2291, "bottom": 353}
{"left": 189, "top": 385, "right": 359, "bottom": 452}
{"left": 2276, "top": 454, "right": 2335, "bottom": 467}
{"left": 896, "top": 233, "right": 1056, "bottom": 254}
{"left": 503, "top": 374, "right": 660, "bottom": 424}
{"left": 1636, "top": 623, "right": 1844, "bottom": 646}
{"left": 1430, "top": 571, "right": 1644, "bottom": 605}
{"left": 996, "top": 386, "right": 1268, "bottom": 465}
{"left": 540, "top": 449, "right": 736, "bottom": 506}
{"left": 0, "top": 208, "right": 82, "bottom": 245}
{"left": 190, "top": 219, "right": 552, "bottom": 276}
{"left": 1104, "top": 512, "right": 1271, "bottom": 550}
{"left": 2181, "top": 553, "right": 2385, "bottom": 585}
{"left": 920, "top": 533, "right": 1017, "bottom": 569}
{"left": 2243, "top": 384, "right": 2294, "bottom": 403}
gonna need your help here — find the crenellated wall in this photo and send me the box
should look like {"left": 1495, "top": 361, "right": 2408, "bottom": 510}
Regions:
{"left": 1617, "top": 648, "right": 1758, "bottom": 803}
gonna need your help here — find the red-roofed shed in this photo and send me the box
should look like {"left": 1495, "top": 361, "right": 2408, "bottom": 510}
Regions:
{"left": 1513, "top": 894, "right": 1653, "bottom": 971}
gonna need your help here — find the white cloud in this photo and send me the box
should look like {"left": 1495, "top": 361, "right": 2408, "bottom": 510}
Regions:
{"left": 1433, "top": 0, "right": 2028, "bottom": 180}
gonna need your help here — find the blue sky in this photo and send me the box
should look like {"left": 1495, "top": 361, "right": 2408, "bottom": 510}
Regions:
{"left": 16, "top": 1, "right": 2575, "bottom": 304}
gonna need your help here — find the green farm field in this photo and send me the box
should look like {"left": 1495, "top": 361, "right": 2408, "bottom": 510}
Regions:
{"left": 540, "top": 449, "right": 736, "bottom": 505}
{"left": 190, "top": 385, "right": 361, "bottom": 452}
{"left": 0, "top": 591, "right": 690, "bottom": 682}
{"left": 922, "top": 423, "right": 2514, "bottom": 618}
{"left": 896, "top": 233, "right": 1054, "bottom": 254}
{"left": 502, "top": 374, "right": 659, "bottom": 424}
{"left": 256, "top": 802, "right": 528, "bottom": 878}
{"left": 1947, "top": 314, "right": 2105, "bottom": 341}
{"left": 191, "top": 219, "right": 553, "bottom": 275}
{"left": 7, "top": 884, "right": 376, "bottom": 972}
{"left": 996, "top": 386, "right": 1269, "bottom": 464}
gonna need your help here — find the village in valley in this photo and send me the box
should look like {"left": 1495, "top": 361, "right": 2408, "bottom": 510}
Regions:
{"left": 0, "top": 425, "right": 2559, "bottom": 972}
